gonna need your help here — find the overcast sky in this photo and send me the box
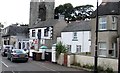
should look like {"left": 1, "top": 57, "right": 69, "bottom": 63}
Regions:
{"left": 0, "top": 0, "right": 102, "bottom": 27}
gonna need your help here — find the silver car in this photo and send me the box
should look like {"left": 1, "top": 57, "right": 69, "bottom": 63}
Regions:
{"left": 7, "top": 49, "right": 28, "bottom": 62}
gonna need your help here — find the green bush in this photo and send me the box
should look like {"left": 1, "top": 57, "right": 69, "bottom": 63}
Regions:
{"left": 71, "top": 62, "right": 114, "bottom": 73}
{"left": 56, "top": 42, "right": 67, "bottom": 59}
{"left": 105, "top": 67, "right": 114, "bottom": 73}
{"left": 97, "top": 66, "right": 104, "bottom": 72}
{"left": 82, "top": 64, "right": 94, "bottom": 69}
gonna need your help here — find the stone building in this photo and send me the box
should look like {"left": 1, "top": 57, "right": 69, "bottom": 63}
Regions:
{"left": 91, "top": 1, "right": 120, "bottom": 58}
{"left": 2, "top": 24, "right": 29, "bottom": 49}
{"left": 29, "top": 0, "right": 67, "bottom": 51}
{"left": 29, "top": 0, "right": 54, "bottom": 26}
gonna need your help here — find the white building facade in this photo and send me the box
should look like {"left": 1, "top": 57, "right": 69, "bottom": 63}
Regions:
{"left": 59, "top": 21, "right": 91, "bottom": 53}
{"left": 61, "top": 31, "right": 91, "bottom": 53}
{"left": 29, "top": 26, "right": 53, "bottom": 50}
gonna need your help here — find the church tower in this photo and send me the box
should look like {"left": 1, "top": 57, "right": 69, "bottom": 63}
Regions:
{"left": 29, "top": 0, "right": 55, "bottom": 26}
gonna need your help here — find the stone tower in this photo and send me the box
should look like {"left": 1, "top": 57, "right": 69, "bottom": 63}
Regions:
{"left": 29, "top": 0, "right": 55, "bottom": 26}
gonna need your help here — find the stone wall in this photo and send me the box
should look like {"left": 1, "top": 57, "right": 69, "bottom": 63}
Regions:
{"left": 57, "top": 53, "right": 64, "bottom": 65}
{"left": 67, "top": 54, "right": 118, "bottom": 71}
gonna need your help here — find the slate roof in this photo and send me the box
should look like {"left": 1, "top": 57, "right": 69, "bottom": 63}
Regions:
{"left": 29, "top": 19, "right": 59, "bottom": 28}
{"left": 91, "top": 2, "right": 120, "bottom": 18}
{"left": 62, "top": 21, "right": 91, "bottom": 32}
{"left": 2, "top": 25, "right": 29, "bottom": 37}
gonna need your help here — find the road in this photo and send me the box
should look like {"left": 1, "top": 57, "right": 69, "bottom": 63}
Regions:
{"left": 0, "top": 54, "right": 92, "bottom": 73}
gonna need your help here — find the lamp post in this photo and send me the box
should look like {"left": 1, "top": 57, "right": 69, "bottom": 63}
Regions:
{"left": 94, "top": 0, "right": 99, "bottom": 73}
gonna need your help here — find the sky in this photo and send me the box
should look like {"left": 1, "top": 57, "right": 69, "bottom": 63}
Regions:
{"left": 0, "top": 0, "right": 102, "bottom": 27}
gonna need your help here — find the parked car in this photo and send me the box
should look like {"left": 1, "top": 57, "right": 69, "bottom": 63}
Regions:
{"left": 7, "top": 49, "right": 28, "bottom": 62}
{"left": 1, "top": 45, "right": 14, "bottom": 57}
{"left": 23, "top": 48, "right": 29, "bottom": 54}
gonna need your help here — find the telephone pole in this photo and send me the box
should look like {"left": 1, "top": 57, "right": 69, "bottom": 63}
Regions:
{"left": 94, "top": 0, "right": 99, "bottom": 73}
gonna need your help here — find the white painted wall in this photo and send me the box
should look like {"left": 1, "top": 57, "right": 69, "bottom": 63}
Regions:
{"left": 29, "top": 27, "right": 52, "bottom": 39}
{"left": 12, "top": 36, "right": 29, "bottom": 49}
{"left": 61, "top": 31, "right": 91, "bottom": 53}
{"left": 29, "top": 27, "right": 53, "bottom": 50}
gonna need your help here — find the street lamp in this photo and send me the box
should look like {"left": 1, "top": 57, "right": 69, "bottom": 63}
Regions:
{"left": 94, "top": 0, "right": 99, "bottom": 73}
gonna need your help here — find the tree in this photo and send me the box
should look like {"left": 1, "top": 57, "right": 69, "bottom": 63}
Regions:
{"left": 74, "top": 5, "right": 94, "bottom": 20}
{"left": 56, "top": 42, "right": 67, "bottom": 59}
{"left": 54, "top": 4, "right": 94, "bottom": 21}
{"left": 54, "top": 3, "right": 74, "bottom": 21}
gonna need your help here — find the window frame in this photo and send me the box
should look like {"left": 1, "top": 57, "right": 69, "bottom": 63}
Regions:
{"left": 32, "top": 30, "right": 35, "bottom": 37}
{"left": 72, "top": 32, "right": 78, "bottom": 41}
{"left": 99, "top": 17, "right": 107, "bottom": 30}
{"left": 112, "top": 16, "right": 117, "bottom": 30}
{"left": 76, "top": 45, "right": 81, "bottom": 53}
{"left": 67, "top": 45, "right": 71, "bottom": 53}
{"left": 44, "top": 27, "right": 49, "bottom": 37}
{"left": 98, "top": 42, "right": 107, "bottom": 57}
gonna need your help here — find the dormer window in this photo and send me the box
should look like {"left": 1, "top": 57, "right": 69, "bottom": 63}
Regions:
{"left": 99, "top": 17, "right": 107, "bottom": 30}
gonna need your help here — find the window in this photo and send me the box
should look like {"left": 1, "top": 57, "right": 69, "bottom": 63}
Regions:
{"left": 99, "top": 49, "right": 107, "bottom": 57}
{"left": 76, "top": 45, "right": 81, "bottom": 53}
{"left": 32, "top": 30, "right": 35, "bottom": 37}
{"left": 19, "top": 42, "right": 21, "bottom": 49}
{"left": 98, "top": 42, "right": 107, "bottom": 57}
{"left": 99, "top": 17, "right": 107, "bottom": 30}
{"left": 27, "top": 42, "right": 29, "bottom": 49}
{"left": 112, "top": 16, "right": 117, "bottom": 30}
{"left": 72, "top": 32, "right": 78, "bottom": 41}
{"left": 67, "top": 45, "right": 71, "bottom": 53}
{"left": 109, "top": 50, "right": 114, "bottom": 56}
{"left": 22, "top": 42, "right": 25, "bottom": 49}
{"left": 44, "top": 27, "right": 49, "bottom": 37}
{"left": 99, "top": 42, "right": 106, "bottom": 49}
{"left": 37, "top": 29, "right": 41, "bottom": 39}
{"left": 112, "top": 43, "right": 115, "bottom": 49}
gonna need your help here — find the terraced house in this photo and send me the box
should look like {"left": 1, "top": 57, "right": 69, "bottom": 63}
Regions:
{"left": 91, "top": 0, "right": 120, "bottom": 58}
{"left": 1, "top": 24, "right": 29, "bottom": 49}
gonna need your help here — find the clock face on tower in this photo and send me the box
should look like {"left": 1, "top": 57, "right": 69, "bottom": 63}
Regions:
{"left": 38, "top": 4, "right": 46, "bottom": 21}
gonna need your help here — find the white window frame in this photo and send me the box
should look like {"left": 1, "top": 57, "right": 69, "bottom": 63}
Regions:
{"left": 112, "top": 16, "right": 117, "bottom": 30}
{"left": 99, "top": 17, "right": 107, "bottom": 30}
{"left": 72, "top": 32, "right": 78, "bottom": 41}
{"left": 44, "top": 27, "right": 49, "bottom": 37}
{"left": 76, "top": 45, "right": 81, "bottom": 53}
{"left": 98, "top": 42, "right": 107, "bottom": 57}
{"left": 32, "top": 30, "right": 36, "bottom": 37}
{"left": 67, "top": 45, "right": 71, "bottom": 53}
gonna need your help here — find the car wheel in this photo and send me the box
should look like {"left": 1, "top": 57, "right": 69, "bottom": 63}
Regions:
{"left": 25, "top": 59, "right": 28, "bottom": 62}
{"left": 10, "top": 57, "right": 14, "bottom": 62}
